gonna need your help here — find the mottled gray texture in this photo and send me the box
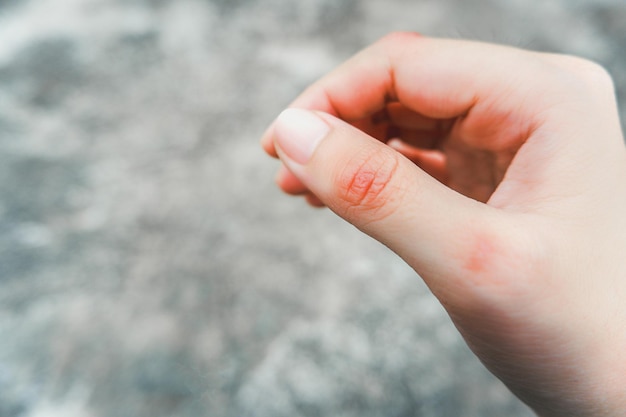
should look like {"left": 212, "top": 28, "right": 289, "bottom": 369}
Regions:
{"left": 0, "top": 1, "right": 624, "bottom": 416}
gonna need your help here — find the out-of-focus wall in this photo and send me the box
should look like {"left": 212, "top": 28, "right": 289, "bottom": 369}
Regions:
{"left": 0, "top": 1, "right": 624, "bottom": 416}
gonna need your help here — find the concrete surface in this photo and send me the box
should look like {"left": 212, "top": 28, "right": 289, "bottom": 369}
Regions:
{"left": 1, "top": 0, "right": 625, "bottom": 416}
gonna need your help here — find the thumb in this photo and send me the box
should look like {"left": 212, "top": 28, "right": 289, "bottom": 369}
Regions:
{"left": 272, "top": 108, "right": 520, "bottom": 296}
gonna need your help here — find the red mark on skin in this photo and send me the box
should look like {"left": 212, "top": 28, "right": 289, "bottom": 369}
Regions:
{"left": 347, "top": 168, "right": 377, "bottom": 204}
{"left": 339, "top": 150, "right": 399, "bottom": 211}
{"left": 463, "top": 234, "right": 497, "bottom": 275}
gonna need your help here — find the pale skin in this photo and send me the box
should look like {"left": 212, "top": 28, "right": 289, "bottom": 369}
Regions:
{"left": 260, "top": 33, "right": 626, "bottom": 417}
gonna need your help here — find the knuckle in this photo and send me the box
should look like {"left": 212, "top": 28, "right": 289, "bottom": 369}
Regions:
{"left": 571, "top": 58, "right": 614, "bottom": 89}
{"left": 550, "top": 55, "right": 616, "bottom": 97}
{"left": 336, "top": 147, "right": 402, "bottom": 221}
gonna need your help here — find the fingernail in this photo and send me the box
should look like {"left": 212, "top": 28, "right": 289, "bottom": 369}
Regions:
{"left": 273, "top": 108, "right": 329, "bottom": 165}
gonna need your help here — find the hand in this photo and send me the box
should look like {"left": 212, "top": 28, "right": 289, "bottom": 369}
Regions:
{"left": 261, "top": 33, "right": 626, "bottom": 417}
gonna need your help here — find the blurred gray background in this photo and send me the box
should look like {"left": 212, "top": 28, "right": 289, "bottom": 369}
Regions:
{"left": 1, "top": 0, "right": 625, "bottom": 416}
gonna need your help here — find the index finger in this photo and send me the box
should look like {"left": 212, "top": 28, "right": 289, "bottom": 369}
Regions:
{"left": 262, "top": 32, "right": 551, "bottom": 156}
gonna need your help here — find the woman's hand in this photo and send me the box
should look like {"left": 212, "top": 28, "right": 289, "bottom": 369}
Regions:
{"left": 261, "top": 33, "right": 626, "bottom": 417}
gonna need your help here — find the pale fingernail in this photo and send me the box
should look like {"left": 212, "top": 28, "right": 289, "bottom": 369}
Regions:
{"left": 273, "top": 108, "right": 329, "bottom": 165}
